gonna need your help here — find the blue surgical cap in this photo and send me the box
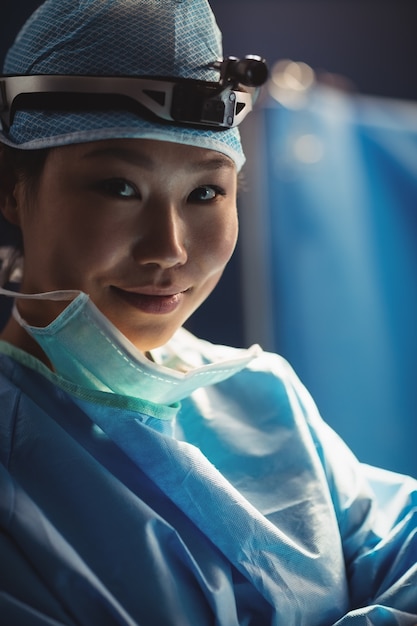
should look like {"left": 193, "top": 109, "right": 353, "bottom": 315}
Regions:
{"left": 0, "top": 0, "right": 245, "bottom": 170}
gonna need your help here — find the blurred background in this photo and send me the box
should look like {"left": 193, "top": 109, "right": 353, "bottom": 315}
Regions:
{"left": 1, "top": 0, "right": 416, "bottom": 477}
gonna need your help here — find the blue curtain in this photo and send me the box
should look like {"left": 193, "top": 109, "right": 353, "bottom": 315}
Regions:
{"left": 254, "top": 88, "right": 417, "bottom": 477}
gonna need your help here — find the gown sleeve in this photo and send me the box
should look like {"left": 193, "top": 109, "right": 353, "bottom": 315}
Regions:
{"left": 0, "top": 447, "right": 139, "bottom": 626}
{"left": 290, "top": 369, "right": 417, "bottom": 624}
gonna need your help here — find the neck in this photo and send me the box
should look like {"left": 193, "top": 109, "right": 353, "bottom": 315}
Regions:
{"left": 0, "top": 316, "right": 52, "bottom": 368}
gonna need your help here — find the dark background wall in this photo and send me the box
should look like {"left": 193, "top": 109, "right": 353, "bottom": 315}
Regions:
{"left": 4, "top": 1, "right": 415, "bottom": 100}
{"left": 210, "top": 0, "right": 417, "bottom": 102}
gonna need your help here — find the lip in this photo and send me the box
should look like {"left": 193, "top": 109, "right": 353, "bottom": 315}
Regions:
{"left": 112, "top": 286, "right": 187, "bottom": 314}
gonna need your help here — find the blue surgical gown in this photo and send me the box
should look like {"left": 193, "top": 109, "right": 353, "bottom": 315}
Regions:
{"left": 0, "top": 329, "right": 416, "bottom": 625}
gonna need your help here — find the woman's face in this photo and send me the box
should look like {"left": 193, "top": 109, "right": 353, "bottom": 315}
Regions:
{"left": 14, "top": 138, "right": 238, "bottom": 352}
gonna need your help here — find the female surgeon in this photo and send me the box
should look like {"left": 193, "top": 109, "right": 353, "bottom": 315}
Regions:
{"left": 0, "top": 1, "right": 416, "bottom": 624}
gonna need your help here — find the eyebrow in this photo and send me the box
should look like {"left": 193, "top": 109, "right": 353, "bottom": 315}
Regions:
{"left": 82, "top": 146, "right": 235, "bottom": 172}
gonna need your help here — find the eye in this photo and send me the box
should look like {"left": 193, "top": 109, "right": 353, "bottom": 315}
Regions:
{"left": 98, "top": 178, "right": 139, "bottom": 199}
{"left": 188, "top": 185, "right": 225, "bottom": 203}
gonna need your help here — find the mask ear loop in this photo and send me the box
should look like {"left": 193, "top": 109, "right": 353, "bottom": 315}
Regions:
{"left": 0, "top": 259, "right": 81, "bottom": 332}
{"left": 7, "top": 288, "right": 84, "bottom": 333}
{"left": 0, "top": 286, "right": 82, "bottom": 332}
{"left": 0, "top": 286, "right": 80, "bottom": 300}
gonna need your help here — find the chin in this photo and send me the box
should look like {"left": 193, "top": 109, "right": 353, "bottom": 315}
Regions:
{"left": 117, "top": 322, "right": 179, "bottom": 353}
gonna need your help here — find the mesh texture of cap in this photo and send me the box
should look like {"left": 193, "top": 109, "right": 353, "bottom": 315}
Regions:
{"left": 0, "top": 0, "right": 245, "bottom": 170}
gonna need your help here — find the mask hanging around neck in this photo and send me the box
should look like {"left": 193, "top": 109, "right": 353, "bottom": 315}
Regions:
{"left": 0, "top": 287, "right": 260, "bottom": 404}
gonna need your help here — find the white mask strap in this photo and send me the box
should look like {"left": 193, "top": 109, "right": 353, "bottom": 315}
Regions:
{"left": 0, "top": 287, "right": 80, "bottom": 301}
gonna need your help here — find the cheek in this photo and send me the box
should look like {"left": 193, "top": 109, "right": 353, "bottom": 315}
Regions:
{"left": 58, "top": 205, "right": 132, "bottom": 270}
{"left": 198, "top": 210, "right": 238, "bottom": 272}
{"left": 21, "top": 208, "right": 124, "bottom": 289}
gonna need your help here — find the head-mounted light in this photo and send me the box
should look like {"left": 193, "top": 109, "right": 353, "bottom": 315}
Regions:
{"left": 0, "top": 55, "right": 268, "bottom": 132}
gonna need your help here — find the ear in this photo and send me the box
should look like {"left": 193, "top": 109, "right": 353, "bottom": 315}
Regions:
{"left": 0, "top": 147, "right": 22, "bottom": 227}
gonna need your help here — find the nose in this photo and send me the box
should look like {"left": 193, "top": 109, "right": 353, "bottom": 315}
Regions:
{"left": 132, "top": 199, "right": 188, "bottom": 269}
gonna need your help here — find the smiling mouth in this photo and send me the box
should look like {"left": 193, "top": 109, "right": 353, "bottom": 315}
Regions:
{"left": 112, "top": 286, "right": 187, "bottom": 314}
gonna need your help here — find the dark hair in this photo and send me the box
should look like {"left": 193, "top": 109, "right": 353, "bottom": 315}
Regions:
{"left": 0, "top": 144, "right": 51, "bottom": 254}
{"left": 1, "top": 144, "right": 51, "bottom": 192}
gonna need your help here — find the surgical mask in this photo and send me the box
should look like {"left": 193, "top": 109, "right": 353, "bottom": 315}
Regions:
{"left": 0, "top": 288, "right": 259, "bottom": 405}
